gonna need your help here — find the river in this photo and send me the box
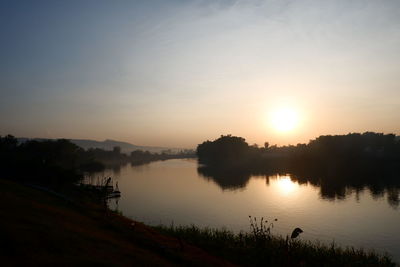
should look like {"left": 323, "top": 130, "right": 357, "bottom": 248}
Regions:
{"left": 86, "top": 158, "right": 400, "bottom": 262}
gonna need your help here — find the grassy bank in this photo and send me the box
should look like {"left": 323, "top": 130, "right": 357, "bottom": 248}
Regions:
{"left": 155, "top": 223, "right": 396, "bottom": 267}
{"left": 0, "top": 179, "right": 233, "bottom": 266}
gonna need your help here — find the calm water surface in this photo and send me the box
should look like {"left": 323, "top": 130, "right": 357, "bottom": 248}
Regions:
{"left": 87, "top": 159, "right": 400, "bottom": 261}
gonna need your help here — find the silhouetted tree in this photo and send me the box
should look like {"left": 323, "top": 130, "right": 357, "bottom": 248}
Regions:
{"left": 113, "top": 146, "right": 121, "bottom": 154}
{"left": 0, "top": 136, "right": 104, "bottom": 184}
{"left": 196, "top": 132, "right": 400, "bottom": 203}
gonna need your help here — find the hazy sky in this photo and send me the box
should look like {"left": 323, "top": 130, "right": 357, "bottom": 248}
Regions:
{"left": 1, "top": 0, "right": 400, "bottom": 148}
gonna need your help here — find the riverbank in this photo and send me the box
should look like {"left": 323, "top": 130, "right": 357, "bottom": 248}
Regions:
{"left": 0, "top": 179, "right": 233, "bottom": 266}
{"left": 0, "top": 178, "right": 396, "bottom": 266}
{"left": 156, "top": 224, "right": 396, "bottom": 266}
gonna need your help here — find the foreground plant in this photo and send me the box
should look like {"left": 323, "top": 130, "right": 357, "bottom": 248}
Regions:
{"left": 155, "top": 217, "right": 395, "bottom": 267}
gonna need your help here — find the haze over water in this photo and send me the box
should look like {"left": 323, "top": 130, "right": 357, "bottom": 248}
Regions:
{"left": 87, "top": 159, "right": 400, "bottom": 261}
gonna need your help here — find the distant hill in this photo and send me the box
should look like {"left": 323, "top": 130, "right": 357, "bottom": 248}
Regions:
{"left": 69, "top": 139, "right": 176, "bottom": 154}
{"left": 17, "top": 138, "right": 182, "bottom": 154}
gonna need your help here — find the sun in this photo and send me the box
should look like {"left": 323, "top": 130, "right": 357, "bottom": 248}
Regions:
{"left": 270, "top": 107, "right": 299, "bottom": 132}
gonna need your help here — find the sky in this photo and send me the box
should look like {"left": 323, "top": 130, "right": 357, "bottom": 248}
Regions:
{"left": 1, "top": 0, "right": 400, "bottom": 148}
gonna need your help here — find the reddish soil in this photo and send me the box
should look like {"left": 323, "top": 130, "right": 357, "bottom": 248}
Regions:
{"left": 0, "top": 179, "right": 236, "bottom": 266}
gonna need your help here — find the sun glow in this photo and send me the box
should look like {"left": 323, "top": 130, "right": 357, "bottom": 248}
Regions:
{"left": 270, "top": 107, "right": 299, "bottom": 132}
{"left": 276, "top": 175, "right": 299, "bottom": 195}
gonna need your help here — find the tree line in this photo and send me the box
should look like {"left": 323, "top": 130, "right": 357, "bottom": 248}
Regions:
{"left": 0, "top": 135, "right": 102, "bottom": 185}
{"left": 197, "top": 132, "right": 400, "bottom": 171}
{"left": 0, "top": 135, "right": 196, "bottom": 185}
{"left": 87, "top": 146, "right": 195, "bottom": 166}
{"left": 196, "top": 133, "right": 400, "bottom": 206}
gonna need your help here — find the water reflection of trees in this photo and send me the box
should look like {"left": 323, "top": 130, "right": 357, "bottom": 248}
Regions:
{"left": 197, "top": 165, "right": 252, "bottom": 190}
{"left": 197, "top": 165, "right": 400, "bottom": 209}
{"left": 196, "top": 133, "right": 400, "bottom": 208}
{"left": 293, "top": 171, "right": 400, "bottom": 209}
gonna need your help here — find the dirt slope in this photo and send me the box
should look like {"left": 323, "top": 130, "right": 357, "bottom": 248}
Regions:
{"left": 0, "top": 179, "right": 235, "bottom": 266}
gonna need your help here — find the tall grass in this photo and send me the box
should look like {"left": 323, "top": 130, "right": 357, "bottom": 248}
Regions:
{"left": 155, "top": 217, "right": 395, "bottom": 267}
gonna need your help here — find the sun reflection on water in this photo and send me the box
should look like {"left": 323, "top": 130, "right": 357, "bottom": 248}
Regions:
{"left": 275, "top": 175, "right": 299, "bottom": 195}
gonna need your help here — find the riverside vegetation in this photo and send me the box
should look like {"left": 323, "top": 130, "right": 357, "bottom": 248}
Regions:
{"left": 197, "top": 133, "right": 400, "bottom": 206}
{"left": 156, "top": 216, "right": 395, "bottom": 266}
{"left": 0, "top": 134, "right": 398, "bottom": 266}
